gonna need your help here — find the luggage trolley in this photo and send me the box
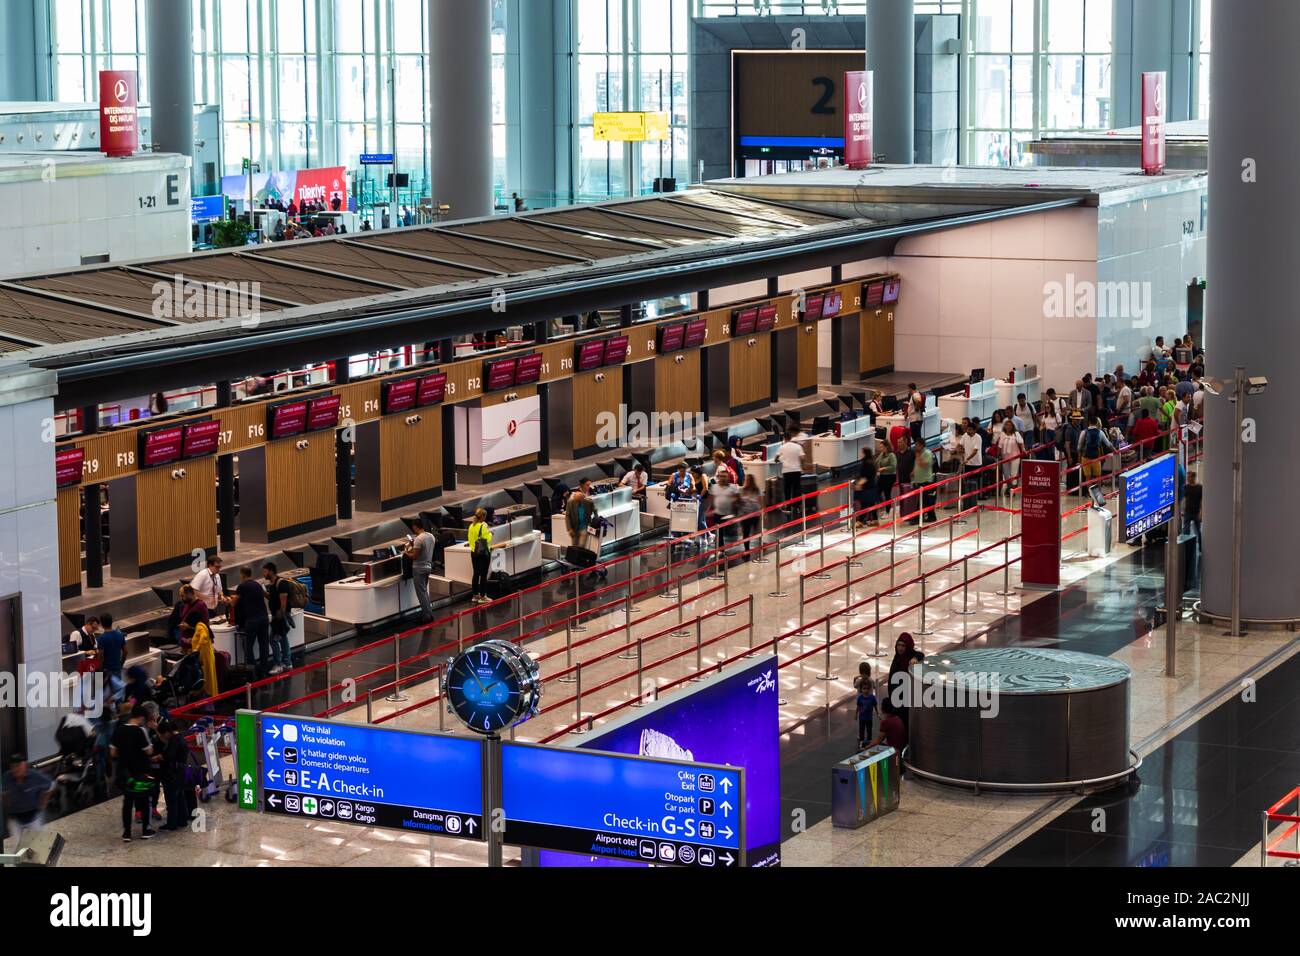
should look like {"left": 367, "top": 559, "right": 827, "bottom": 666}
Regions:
{"left": 193, "top": 718, "right": 239, "bottom": 804}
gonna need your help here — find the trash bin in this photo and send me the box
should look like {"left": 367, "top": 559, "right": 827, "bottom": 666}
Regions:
{"left": 831, "top": 745, "right": 901, "bottom": 829}
{"left": 1087, "top": 505, "right": 1113, "bottom": 557}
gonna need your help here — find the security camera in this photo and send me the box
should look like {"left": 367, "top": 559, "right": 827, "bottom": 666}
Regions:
{"left": 1246, "top": 376, "right": 1268, "bottom": 395}
{"left": 674, "top": 355, "right": 684, "bottom": 364}
{"left": 296, "top": 439, "right": 310, "bottom": 450}
{"left": 405, "top": 414, "right": 422, "bottom": 425}
{"left": 171, "top": 468, "right": 186, "bottom": 480}
{"left": 595, "top": 373, "right": 606, "bottom": 383}
{"left": 747, "top": 338, "right": 757, "bottom": 347}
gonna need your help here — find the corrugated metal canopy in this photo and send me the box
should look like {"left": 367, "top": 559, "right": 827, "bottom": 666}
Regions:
{"left": 530, "top": 205, "right": 726, "bottom": 246}
{"left": 0, "top": 286, "right": 169, "bottom": 345}
{"left": 443, "top": 217, "right": 654, "bottom": 260}
{"left": 355, "top": 227, "right": 570, "bottom": 274}
{"left": 20, "top": 269, "right": 188, "bottom": 318}
{"left": 139, "top": 254, "right": 393, "bottom": 306}
{"left": 246, "top": 239, "right": 489, "bottom": 290}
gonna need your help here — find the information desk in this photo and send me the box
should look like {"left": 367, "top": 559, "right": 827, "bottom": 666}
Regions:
{"left": 938, "top": 378, "right": 999, "bottom": 424}
{"left": 811, "top": 415, "right": 874, "bottom": 471}
{"left": 445, "top": 519, "right": 544, "bottom": 585}
{"left": 551, "top": 486, "right": 640, "bottom": 551}
{"left": 996, "top": 365, "right": 1042, "bottom": 408}
{"left": 211, "top": 610, "right": 306, "bottom": 664}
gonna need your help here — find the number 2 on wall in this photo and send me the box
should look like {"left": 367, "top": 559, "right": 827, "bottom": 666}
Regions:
{"left": 811, "top": 76, "right": 836, "bottom": 115}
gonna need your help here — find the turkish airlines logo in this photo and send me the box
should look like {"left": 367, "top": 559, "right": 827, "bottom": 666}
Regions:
{"left": 857, "top": 82, "right": 868, "bottom": 111}
{"left": 507, "top": 419, "right": 518, "bottom": 437}
{"left": 113, "top": 79, "right": 130, "bottom": 103}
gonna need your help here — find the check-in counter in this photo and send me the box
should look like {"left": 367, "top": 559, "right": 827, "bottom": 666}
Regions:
{"left": 211, "top": 609, "right": 307, "bottom": 664}
{"left": 811, "top": 415, "right": 874, "bottom": 471}
{"left": 445, "top": 517, "right": 544, "bottom": 585}
{"left": 551, "top": 486, "right": 640, "bottom": 551}
{"left": 61, "top": 632, "right": 163, "bottom": 680}
{"left": 741, "top": 444, "right": 783, "bottom": 490}
{"left": 323, "top": 553, "right": 415, "bottom": 626}
{"left": 646, "top": 482, "right": 671, "bottom": 519}
{"left": 938, "top": 378, "right": 999, "bottom": 425}
{"left": 996, "top": 365, "right": 1042, "bottom": 408}
{"left": 876, "top": 395, "right": 941, "bottom": 443}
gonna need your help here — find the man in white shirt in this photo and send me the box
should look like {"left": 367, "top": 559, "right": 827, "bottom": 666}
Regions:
{"left": 959, "top": 422, "right": 984, "bottom": 511}
{"left": 777, "top": 431, "right": 805, "bottom": 512}
{"left": 1115, "top": 378, "right": 1133, "bottom": 424}
{"left": 620, "top": 463, "right": 647, "bottom": 502}
{"left": 190, "top": 556, "right": 226, "bottom": 619}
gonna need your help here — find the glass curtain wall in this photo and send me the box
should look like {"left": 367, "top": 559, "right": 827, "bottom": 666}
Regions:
{"left": 1194, "top": 0, "right": 1210, "bottom": 120}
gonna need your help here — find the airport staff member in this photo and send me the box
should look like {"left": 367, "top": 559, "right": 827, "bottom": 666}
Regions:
{"left": 403, "top": 519, "right": 438, "bottom": 624}
{"left": 620, "top": 463, "right": 648, "bottom": 502}
{"left": 190, "top": 556, "right": 226, "bottom": 620}
{"left": 778, "top": 430, "right": 806, "bottom": 512}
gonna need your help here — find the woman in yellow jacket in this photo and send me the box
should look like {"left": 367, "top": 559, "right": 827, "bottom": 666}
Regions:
{"left": 181, "top": 612, "right": 219, "bottom": 698}
{"left": 467, "top": 508, "right": 494, "bottom": 604}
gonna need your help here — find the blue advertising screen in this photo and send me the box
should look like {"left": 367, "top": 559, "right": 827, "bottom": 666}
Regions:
{"left": 536, "top": 655, "right": 781, "bottom": 867}
{"left": 502, "top": 744, "right": 744, "bottom": 868}
{"left": 257, "top": 716, "right": 484, "bottom": 840}
{"left": 1120, "top": 453, "right": 1177, "bottom": 541}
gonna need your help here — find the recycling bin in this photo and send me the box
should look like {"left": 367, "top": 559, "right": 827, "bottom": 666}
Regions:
{"left": 831, "top": 745, "right": 900, "bottom": 829}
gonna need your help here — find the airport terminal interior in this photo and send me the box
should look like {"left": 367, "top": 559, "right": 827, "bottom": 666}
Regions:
{"left": 0, "top": 0, "right": 1296, "bottom": 888}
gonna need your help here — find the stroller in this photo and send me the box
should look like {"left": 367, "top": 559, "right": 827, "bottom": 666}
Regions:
{"left": 156, "top": 651, "right": 207, "bottom": 709}
{"left": 52, "top": 713, "right": 108, "bottom": 815}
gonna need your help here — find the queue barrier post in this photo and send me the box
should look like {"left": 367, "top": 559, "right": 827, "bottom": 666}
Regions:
{"left": 325, "top": 659, "right": 332, "bottom": 711}
{"left": 571, "top": 574, "right": 586, "bottom": 633}
{"left": 718, "top": 553, "right": 736, "bottom": 617}
{"left": 817, "top": 616, "right": 837, "bottom": 681}
{"left": 674, "top": 574, "right": 691, "bottom": 637}
{"left": 916, "top": 573, "right": 934, "bottom": 637}
{"left": 843, "top": 559, "right": 858, "bottom": 620}
{"left": 996, "top": 536, "right": 1016, "bottom": 597}
{"left": 745, "top": 594, "right": 757, "bottom": 656}
{"left": 630, "top": 639, "right": 645, "bottom": 708}
{"left": 752, "top": 506, "right": 771, "bottom": 565}
{"left": 769, "top": 539, "right": 787, "bottom": 597}
{"left": 569, "top": 662, "right": 585, "bottom": 734}
{"left": 385, "top": 637, "right": 408, "bottom": 703}
{"left": 365, "top": 690, "right": 373, "bottom": 724}
{"left": 955, "top": 556, "right": 977, "bottom": 615}
{"left": 691, "top": 617, "right": 704, "bottom": 681}
{"left": 558, "top": 616, "right": 577, "bottom": 683}
{"left": 873, "top": 593, "right": 884, "bottom": 658}
{"left": 619, "top": 591, "right": 638, "bottom": 659}
{"left": 245, "top": 683, "right": 253, "bottom": 711}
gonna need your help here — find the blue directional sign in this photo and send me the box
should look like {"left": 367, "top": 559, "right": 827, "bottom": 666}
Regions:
{"left": 190, "top": 194, "right": 224, "bottom": 222}
{"left": 1120, "top": 452, "right": 1178, "bottom": 541}
{"left": 256, "top": 715, "right": 485, "bottom": 841}
{"left": 359, "top": 152, "right": 395, "bottom": 165}
{"left": 500, "top": 742, "right": 745, "bottom": 868}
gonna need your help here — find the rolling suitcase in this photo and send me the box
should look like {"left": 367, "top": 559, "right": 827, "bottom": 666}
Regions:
{"left": 565, "top": 546, "right": 599, "bottom": 569}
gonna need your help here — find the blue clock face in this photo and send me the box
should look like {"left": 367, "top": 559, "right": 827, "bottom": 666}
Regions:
{"left": 448, "top": 646, "right": 523, "bottom": 735}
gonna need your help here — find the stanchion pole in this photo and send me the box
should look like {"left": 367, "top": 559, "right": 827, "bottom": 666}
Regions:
{"left": 948, "top": 516, "right": 954, "bottom": 562}
{"left": 817, "top": 616, "right": 837, "bottom": 681}
{"left": 516, "top": 592, "right": 524, "bottom": 641}
{"left": 569, "top": 662, "right": 585, "bottom": 734}
{"left": 917, "top": 519, "right": 924, "bottom": 577}
{"left": 630, "top": 638, "right": 645, "bottom": 707}
{"left": 745, "top": 593, "right": 756, "bottom": 656}
{"left": 571, "top": 574, "right": 586, "bottom": 632}
{"left": 873, "top": 592, "right": 883, "bottom": 657}
{"left": 954, "top": 464, "right": 967, "bottom": 525}
{"left": 691, "top": 616, "right": 704, "bottom": 681}
{"left": 955, "top": 556, "right": 977, "bottom": 615}
{"left": 996, "top": 536, "right": 1016, "bottom": 596}
{"left": 976, "top": 505, "right": 982, "bottom": 546}
{"left": 619, "top": 590, "right": 637, "bottom": 659}
{"left": 718, "top": 554, "right": 736, "bottom": 617}
{"left": 674, "top": 574, "right": 690, "bottom": 637}
{"left": 916, "top": 573, "right": 934, "bottom": 637}
{"left": 438, "top": 671, "right": 445, "bottom": 732}
{"left": 843, "top": 559, "right": 858, "bottom": 619}
{"left": 752, "top": 506, "right": 771, "bottom": 564}
{"left": 325, "top": 659, "right": 332, "bottom": 711}
{"left": 366, "top": 690, "right": 373, "bottom": 724}
{"left": 889, "top": 536, "right": 896, "bottom": 588}
{"left": 769, "top": 539, "right": 787, "bottom": 597}
{"left": 558, "top": 616, "right": 577, "bottom": 683}
{"left": 798, "top": 576, "right": 808, "bottom": 634}
{"left": 386, "top": 637, "right": 408, "bottom": 703}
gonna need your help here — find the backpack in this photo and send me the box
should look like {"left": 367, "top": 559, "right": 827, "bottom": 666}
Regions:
{"left": 1083, "top": 427, "right": 1102, "bottom": 459}
{"left": 286, "top": 577, "right": 310, "bottom": 609}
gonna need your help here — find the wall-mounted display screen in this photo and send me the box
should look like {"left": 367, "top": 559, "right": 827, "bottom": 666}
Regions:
{"left": 756, "top": 304, "right": 778, "bottom": 332}
{"left": 821, "top": 291, "right": 843, "bottom": 318}
{"left": 55, "top": 446, "right": 85, "bottom": 488}
{"left": 515, "top": 353, "right": 544, "bottom": 385}
{"left": 576, "top": 339, "right": 607, "bottom": 372}
{"left": 733, "top": 307, "right": 759, "bottom": 336}
{"left": 417, "top": 372, "right": 448, "bottom": 406}
{"left": 139, "top": 424, "right": 185, "bottom": 468}
{"left": 382, "top": 378, "right": 419, "bottom": 415}
{"left": 683, "top": 317, "right": 707, "bottom": 348}
{"left": 268, "top": 399, "right": 309, "bottom": 440}
{"left": 181, "top": 419, "right": 222, "bottom": 459}
{"left": 306, "top": 394, "right": 341, "bottom": 432}
{"left": 882, "top": 277, "right": 901, "bottom": 304}
{"left": 801, "top": 293, "right": 825, "bottom": 322}
{"left": 864, "top": 281, "right": 885, "bottom": 308}
{"left": 485, "top": 357, "right": 519, "bottom": 392}
{"left": 603, "top": 335, "right": 629, "bottom": 365}
{"left": 657, "top": 322, "right": 686, "bottom": 353}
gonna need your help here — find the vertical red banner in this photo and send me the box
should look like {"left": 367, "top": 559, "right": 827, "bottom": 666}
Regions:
{"left": 98, "top": 70, "right": 139, "bottom": 158}
{"left": 1141, "top": 71, "right": 1166, "bottom": 176}
{"left": 1020, "top": 459, "right": 1062, "bottom": 589}
{"left": 844, "top": 70, "right": 873, "bottom": 170}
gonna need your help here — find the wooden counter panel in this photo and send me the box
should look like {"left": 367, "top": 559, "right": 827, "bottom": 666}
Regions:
{"left": 265, "top": 435, "right": 336, "bottom": 536}
{"left": 379, "top": 411, "right": 442, "bottom": 505}
{"left": 729, "top": 334, "right": 772, "bottom": 408}
{"left": 58, "top": 487, "right": 81, "bottom": 589}
{"left": 135, "top": 457, "right": 217, "bottom": 570}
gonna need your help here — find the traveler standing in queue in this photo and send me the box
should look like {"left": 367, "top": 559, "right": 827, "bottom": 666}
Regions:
{"left": 156, "top": 720, "right": 190, "bottom": 832}
{"left": 180, "top": 610, "right": 218, "bottom": 698}
{"left": 468, "top": 508, "right": 494, "bottom": 604}
{"left": 853, "top": 447, "right": 879, "bottom": 527}
{"left": 233, "top": 567, "right": 272, "bottom": 678}
{"left": 111, "top": 704, "right": 157, "bottom": 843}
{"left": 874, "top": 437, "right": 897, "bottom": 515}
{"left": 96, "top": 613, "right": 127, "bottom": 701}
{"left": 403, "top": 518, "right": 437, "bottom": 624}
{"left": 912, "top": 438, "right": 936, "bottom": 523}
{"left": 263, "top": 563, "right": 294, "bottom": 674}
{"left": 777, "top": 430, "right": 805, "bottom": 514}
{"left": 881, "top": 633, "right": 925, "bottom": 738}
{"left": 709, "top": 468, "right": 740, "bottom": 551}
{"left": 996, "top": 419, "right": 1026, "bottom": 490}
{"left": 1077, "top": 413, "right": 1114, "bottom": 486}
{"left": 737, "top": 474, "right": 764, "bottom": 558}
{"left": 726, "top": 436, "right": 747, "bottom": 485}
{"left": 190, "top": 555, "right": 227, "bottom": 620}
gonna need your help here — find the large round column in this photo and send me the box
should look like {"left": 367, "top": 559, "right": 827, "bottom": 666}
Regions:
{"left": 428, "top": 0, "right": 494, "bottom": 219}
{"left": 1200, "top": 0, "right": 1300, "bottom": 626}
{"left": 866, "top": 0, "right": 915, "bottom": 164}
{"left": 145, "top": 0, "right": 195, "bottom": 158}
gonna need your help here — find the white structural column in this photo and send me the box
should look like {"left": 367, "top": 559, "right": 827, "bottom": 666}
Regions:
{"left": 1200, "top": 0, "right": 1300, "bottom": 626}
{"left": 428, "top": 0, "right": 495, "bottom": 219}
{"left": 866, "top": 0, "right": 915, "bottom": 164}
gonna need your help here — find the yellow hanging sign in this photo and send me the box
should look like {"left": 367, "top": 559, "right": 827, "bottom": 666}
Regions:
{"left": 593, "top": 111, "right": 670, "bottom": 143}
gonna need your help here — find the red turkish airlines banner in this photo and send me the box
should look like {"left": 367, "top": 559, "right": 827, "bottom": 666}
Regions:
{"left": 291, "top": 166, "right": 348, "bottom": 207}
{"left": 98, "top": 70, "right": 139, "bottom": 158}
{"left": 844, "top": 71, "right": 873, "bottom": 170}
{"left": 1141, "top": 71, "right": 1166, "bottom": 176}
{"left": 1020, "top": 459, "right": 1062, "bottom": 589}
